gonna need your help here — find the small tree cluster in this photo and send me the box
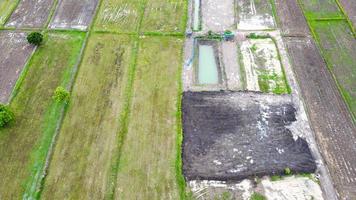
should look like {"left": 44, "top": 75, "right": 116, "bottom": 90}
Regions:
{"left": 0, "top": 104, "right": 14, "bottom": 128}
{"left": 27, "top": 32, "right": 43, "bottom": 45}
{"left": 53, "top": 86, "right": 70, "bottom": 103}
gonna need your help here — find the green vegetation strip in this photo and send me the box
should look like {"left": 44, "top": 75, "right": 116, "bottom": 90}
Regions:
{"left": 114, "top": 36, "right": 183, "bottom": 199}
{"left": 334, "top": 0, "right": 356, "bottom": 37}
{"left": 0, "top": 32, "right": 85, "bottom": 199}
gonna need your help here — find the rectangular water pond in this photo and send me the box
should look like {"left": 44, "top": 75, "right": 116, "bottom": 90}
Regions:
{"left": 195, "top": 40, "right": 222, "bottom": 85}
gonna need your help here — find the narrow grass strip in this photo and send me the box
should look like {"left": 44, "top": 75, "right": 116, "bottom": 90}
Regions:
{"left": 313, "top": 17, "right": 346, "bottom": 21}
{"left": 44, "top": 0, "right": 59, "bottom": 29}
{"left": 176, "top": 42, "right": 186, "bottom": 200}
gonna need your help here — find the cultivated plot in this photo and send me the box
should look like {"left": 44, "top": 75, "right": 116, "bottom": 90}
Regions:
{"left": 284, "top": 37, "right": 356, "bottom": 199}
{"left": 0, "top": 31, "right": 35, "bottom": 103}
{"left": 0, "top": 0, "right": 19, "bottom": 25}
{"left": 6, "top": 0, "right": 54, "bottom": 28}
{"left": 240, "top": 38, "right": 289, "bottom": 94}
{"left": 42, "top": 33, "right": 133, "bottom": 199}
{"left": 183, "top": 91, "right": 316, "bottom": 181}
{"left": 94, "top": 0, "right": 141, "bottom": 32}
{"left": 274, "top": 0, "right": 310, "bottom": 35}
{"left": 236, "top": 0, "right": 275, "bottom": 30}
{"left": 49, "top": 0, "right": 99, "bottom": 30}
{"left": 0, "top": 32, "right": 84, "bottom": 199}
{"left": 115, "top": 37, "right": 182, "bottom": 199}
{"left": 299, "top": 0, "right": 342, "bottom": 19}
{"left": 141, "top": 0, "right": 185, "bottom": 33}
{"left": 311, "top": 21, "right": 356, "bottom": 117}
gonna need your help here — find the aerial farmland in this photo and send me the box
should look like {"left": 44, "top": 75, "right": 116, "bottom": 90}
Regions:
{"left": 0, "top": 0, "right": 355, "bottom": 200}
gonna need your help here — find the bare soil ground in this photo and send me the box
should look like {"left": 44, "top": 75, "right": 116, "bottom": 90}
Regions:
{"left": 339, "top": 0, "right": 356, "bottom": 27}
{"left": 182, "top": 91, "right": 316, "bottom": 181}
{"left": 274, "top": 0, "right": 309, "bottom": 36}
{"left": 201, "top": 0, "right": 235, "bottom": 32}
{"left": 284, "top": 37, "right": 356, "bottom": 200}
{"left": 0, "top": 31, "right": 34, "bottom": 103}
{"left": 6, "top": 0, "right": 54, "bottom": 28}
{"left": 49, "top": 0, "right": 99, "bottom": 30}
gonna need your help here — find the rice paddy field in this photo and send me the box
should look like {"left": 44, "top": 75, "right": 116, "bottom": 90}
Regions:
{"left": 0, "top": 0, "right": 356, "bottom": 199}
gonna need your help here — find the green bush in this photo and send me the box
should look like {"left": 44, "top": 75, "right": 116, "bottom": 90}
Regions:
{"left": 284, "top": 167, "right": 292, "bottom": 175}
{"left": 27, "top": 32, "right": 43, "bottom": 45}
{"left": 53, "top": 86, "right": 70, "bottom": 103}
{"left": 0, "top": 104, "right": 14, "bottom": 128}
{"left": 250, "top": 192, "right": 266, "bottom": 200}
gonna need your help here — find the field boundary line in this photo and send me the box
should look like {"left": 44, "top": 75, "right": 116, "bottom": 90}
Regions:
{"left": 312, "top": 17, "right": 345, "bottom": 21}
{"left": 0, "top": 0, "right": 21, "bottom": 27}
{"left": 44, "top": 0, "right": 59, "bottom": 30}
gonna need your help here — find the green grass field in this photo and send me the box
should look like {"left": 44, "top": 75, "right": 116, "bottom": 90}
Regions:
{"left": 114, "top": 36, "right": 183, "bottom": 199}
{"left": 0, "top": 32, "right": 85, "bottom": 199}
{"left": 299, "top": 0, "right": 343, "bottom": 19}
{"left": 0, "top": 0, "right": 19, "bottom": 25}
{"left": 41, "top": 33, "right": 134, "bottom": 199}
{"left": 94, "top": 0, "right": 142, "bottom": 32}
{"left": 141, "top": 0, "right": 186, "bottom": 33}
{"left": 310, "top": 20, "right": 356, "bottom": 119}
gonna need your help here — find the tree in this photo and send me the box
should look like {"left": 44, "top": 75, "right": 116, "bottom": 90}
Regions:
{"left": 27, "top": 32, "right": 43, "bottom": 45}
{"left": 0, "top": 104, "right": 14, "bottom": 128}
{"left": 53, "top": 86, "right": 70, "bottom": 103}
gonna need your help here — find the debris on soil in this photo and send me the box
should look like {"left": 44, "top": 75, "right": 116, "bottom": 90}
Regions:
{"left": 182, "top": 91, "right": 316, "bottom": 181}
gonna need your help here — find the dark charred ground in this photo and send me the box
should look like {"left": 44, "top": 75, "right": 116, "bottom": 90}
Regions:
{"left": 182, "top": 91, "right": 316, "bottom": 181}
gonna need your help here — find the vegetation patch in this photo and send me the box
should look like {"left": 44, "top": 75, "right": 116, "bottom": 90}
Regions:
{"left": 0, "top": 0, "right": 20, "bottom": 26}
{"left": 0, "top": 32, "right": 85, "bottom": 199}
{"left": 114, "top": 36, "right": 183, "bottom": 199}
{"left": 41, "top": 33, "right": 134, "bottom": 199}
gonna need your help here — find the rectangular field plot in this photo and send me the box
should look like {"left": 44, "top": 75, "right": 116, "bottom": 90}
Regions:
{"left": 6, "top": 0, "right": 54, "bottom": 28}
{"left": 0, "top": 0, "right": 19, "bottom": 25}
{"left": 311, "top": 21, "right": 356, "bottom": 117}
{"left": 0, "top": 32, "right": 84, "bottom": 199}
{"left": 0, "top": 31, "right": 35, "bottom": 103}
{"left": 94, "top": 0, "right": 141, "bottom": 32}
{"left": 240, "top": 38, "right": 289, "bottom": 94}
{"left": 236, "top": 0, "right": 275, "bottom": 30}
{"left": 182, "top": 91, "right": 316, "bottom": 181}
{"left": 41, "top": 33, "right": 133, "bottom": 199}
{"left": 49, "top": 0, "right": 99, "bottom": 30}
{"left": 141, "top": 0, "right": 186, "bottom": 33}
{"left": 299, "top": 0, "right": 342, "bottom": 19}
{"left": 115, "top": 37, "right": 183, "bottom": 199}
{"left": 275, "top": 0, "right": 310, "bottom": 35}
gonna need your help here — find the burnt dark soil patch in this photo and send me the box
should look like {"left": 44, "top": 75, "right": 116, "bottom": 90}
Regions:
{"left": 182, "top": 91, "right": 316, "bottom": 181}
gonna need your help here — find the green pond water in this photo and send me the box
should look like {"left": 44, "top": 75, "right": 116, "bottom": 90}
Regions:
{"left": 198, "top": 45, "right": 219, "bottom": 84}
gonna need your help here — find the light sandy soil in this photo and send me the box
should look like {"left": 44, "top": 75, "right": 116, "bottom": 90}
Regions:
{"left": 0, "top": 31, "right": 35, "bottom": 103}
{"left": 201, "top": 0, "right": 235, "bottom": 32}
